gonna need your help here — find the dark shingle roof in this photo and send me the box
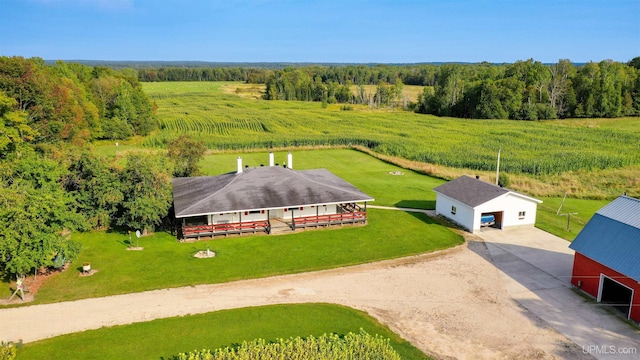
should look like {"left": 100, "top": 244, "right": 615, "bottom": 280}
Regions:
{"left": 433, "top": 175, "right": 510, "bottom": 207}
{"left": 569, "top": 196, "right": 640, "bottom": 281}
{"left": 173, "top": 166, "right": 374, "bottom": 218}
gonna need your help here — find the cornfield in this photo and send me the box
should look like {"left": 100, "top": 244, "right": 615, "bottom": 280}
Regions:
{"left": 143, "top": 82, "right": 640, "bottom": 176}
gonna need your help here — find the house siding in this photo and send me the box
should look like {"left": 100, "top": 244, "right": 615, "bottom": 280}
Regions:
{"left": 571, "top": 252, "right": 640, "bottom": 322}
{"left": 474, "top": 193, "right": 538, "bottom": 232}
{"left": 435, "top": 193, "right": 475, "bottom": 232}
{"left": 208, "top": 204, "right": 340, "bottom": 224}
{"left": 437, "top": 192, "right": 538, "bottom": 233}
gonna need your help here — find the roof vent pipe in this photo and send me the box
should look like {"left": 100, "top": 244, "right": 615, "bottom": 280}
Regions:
{"left": 287, "top": 153, "right": 293, "bottom": 169}
{"left": 269, "top": 152, "right": 275, "bottom": 167}
{"left": 237, "top": 157, "right": 243, "bottom": 174}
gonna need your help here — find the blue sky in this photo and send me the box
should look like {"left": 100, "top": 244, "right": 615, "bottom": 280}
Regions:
{"left": 1, "top": 0, "right": 638, "bottom": 63}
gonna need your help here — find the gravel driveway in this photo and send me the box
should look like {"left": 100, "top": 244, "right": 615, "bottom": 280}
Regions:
{"left": 0, "top": 233, "right": 595, "bottom": 360}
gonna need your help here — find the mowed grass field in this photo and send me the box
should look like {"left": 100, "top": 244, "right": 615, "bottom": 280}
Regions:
{"left": 5, "top": 149, "right": 467, "bottom": 304}
{"left": 26, "top": 209, "right": 462, "bottom": 305}
{"left": 17, "top": 304, "right": 429, "bottom": 360}
{"left": 199, "top": 149, "right": 444, "bottom": 209}
{"left": 142, "top": 81, "right": 640, "bottom": 199}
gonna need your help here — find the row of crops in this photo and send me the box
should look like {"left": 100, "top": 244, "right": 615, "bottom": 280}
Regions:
{"left": 142, "top": 82, "right": 640, "bottom": 176}
{"left": 158, "top": 117, "right": 268, "bottom": 135}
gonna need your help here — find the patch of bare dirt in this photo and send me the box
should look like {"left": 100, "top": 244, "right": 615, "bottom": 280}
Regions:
{"left": 0, "top": 264, "right": 70, "bottom": 305}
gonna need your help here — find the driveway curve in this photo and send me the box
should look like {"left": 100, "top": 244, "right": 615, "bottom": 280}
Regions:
{"left": 1, "top": 236, "right": 593, "bottom": 360}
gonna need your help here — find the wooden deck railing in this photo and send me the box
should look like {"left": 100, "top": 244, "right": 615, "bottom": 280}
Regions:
{"left": 183, "top": 220, "right": 270, "bottom": 237}
{"left": 293, "top": 211, "right": 367, "bottom": 229}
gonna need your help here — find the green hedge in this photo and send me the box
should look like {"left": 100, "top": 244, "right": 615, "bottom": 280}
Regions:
{"left": 174, "top": 331, "right": 400, "bottom": 360}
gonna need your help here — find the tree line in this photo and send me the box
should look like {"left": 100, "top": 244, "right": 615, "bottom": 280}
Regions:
{"left": 0, "top": 57, "right": 207, "bottom": 279}
{"left": 137, "top": 63, "right": 433, "bottom": 85}
{"left": 0, "top": 56, "right": 157, "bottom": 145}
{"left": 416, "top": 59, "right": 640, "bottom": 120}
{"left": 136, "top": 58, "right": 640, "bottom": 119}
{"left": 261, "top": 59, "right": 640, "bottom": 119}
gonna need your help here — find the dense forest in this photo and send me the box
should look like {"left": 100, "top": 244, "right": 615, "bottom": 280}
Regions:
{"left": 138, "top": 58, "right": 640, "bottom": 119}
{"left": 0, "top": 56, "right": 176, "bottom": 279}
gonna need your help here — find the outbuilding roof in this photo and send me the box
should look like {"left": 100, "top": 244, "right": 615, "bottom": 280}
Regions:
{"left": 172, "top": 166, "right": 374, "bottom": 218}
{"left": 433, "top": 175, "right": 540, "bottom": 207}
{"left": 569, "top": 196, "right": 640, "bottom": 282}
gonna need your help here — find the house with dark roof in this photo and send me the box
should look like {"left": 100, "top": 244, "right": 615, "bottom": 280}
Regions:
{"left": 569, "top": 195, "right": 640, "bottom": 323}
{"left": 433, "top": 175, "right": 542, "bottom": 233}
{"left": 172, "top": 153, "right": 374, "bottom": 239}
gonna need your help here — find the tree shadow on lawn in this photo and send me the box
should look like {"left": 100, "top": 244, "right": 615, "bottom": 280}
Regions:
{"left": 105, "top": 226, "right": 135, "bottom": 247}
{"left": 394, "top": 199, "right": 435, "bottom": 210}
{"left": 391, "top": 200, "right": 463, "bottom": 233}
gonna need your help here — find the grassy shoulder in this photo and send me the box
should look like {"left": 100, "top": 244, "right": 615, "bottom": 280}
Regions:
{"left": 16, "top": 303, "right": 429, "bottom": 360}
{"left": 26, "top": 209, "right": 462, "bottom": 304}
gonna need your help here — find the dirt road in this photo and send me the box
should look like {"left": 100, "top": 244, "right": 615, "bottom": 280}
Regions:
{"left": 0, "top": 238, "right": 592, "bottom": 360}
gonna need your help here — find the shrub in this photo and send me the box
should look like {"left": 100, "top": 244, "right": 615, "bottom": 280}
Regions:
{"left": 498, "top": 172, "right": 510, "bottom": 188}
{"left": 0, "top": 342, "right": 16, "bottom": 360}
{"left": 173, "top": 330, "right": 400, "bottom": 360}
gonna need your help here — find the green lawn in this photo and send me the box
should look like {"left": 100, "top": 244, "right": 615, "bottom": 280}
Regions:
{"left": 199, "top": 149, "right": 608, "bottom": 241}
{"left": 16, "top": 303, "right": 429, "bottom": 360}
{"left": 200, "top": 149, "right": 445, "bottom": 209}
{"left": 535, "top": 197, "right": 609, "bottom": 241}
{"left": 25, "top": 209, "right": 462, "bottom": 304}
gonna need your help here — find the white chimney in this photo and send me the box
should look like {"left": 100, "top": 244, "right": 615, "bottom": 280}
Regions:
{"left": 269, "top": 152, "right": 275, "bottom": 167}
{"left": 237, "top": 157, "right": 243, "bottom": 173}
{"left": 287, "top": 153, "right": 293, "bottom": 169}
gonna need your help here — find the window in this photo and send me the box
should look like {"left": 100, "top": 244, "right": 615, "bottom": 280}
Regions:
{"left": 451, "top": 206, "right": 457, "bottom": 215}
{"left": 249, "top": 210, "right": 261, "bottom": 214}
{"left": 518, "top": 211, "right": 526, "bottom": 219}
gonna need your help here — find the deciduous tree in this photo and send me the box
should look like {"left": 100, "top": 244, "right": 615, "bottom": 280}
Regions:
{"left": 167, "top": 134, "right": 207, "bottom": 177}
{"left": 116, "top": 152, "right": 173, "bottom": 234}
{"left": 0, "top": 152, "right": 82, "bottom": 277}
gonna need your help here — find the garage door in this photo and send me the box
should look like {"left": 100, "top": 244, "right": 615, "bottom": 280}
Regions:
{"left": 598, "top": 274, "right": 633, "bottom": 319}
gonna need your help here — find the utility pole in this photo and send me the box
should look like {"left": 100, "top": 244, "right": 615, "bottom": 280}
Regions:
{"left": 495, "top": 148, "right": 501, "bottom": 185}
{"left": 559, "top": 212, "right": 578, "bottom": 231}
{"left": 556, "top": 192, "right": 568, "bottom": 215}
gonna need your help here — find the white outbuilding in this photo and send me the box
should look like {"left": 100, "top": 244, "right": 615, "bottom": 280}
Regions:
{"left": 434, "top": 175, "right": 542, "bottom": 233}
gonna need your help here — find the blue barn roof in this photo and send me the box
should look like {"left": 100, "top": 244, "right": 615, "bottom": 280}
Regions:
{"left": 569, "top": 196, "right": 640, "bottom": 282}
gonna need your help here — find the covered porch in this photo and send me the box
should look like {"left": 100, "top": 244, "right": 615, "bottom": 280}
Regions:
{"left": 179, "top": 202, "right": 369, "bottom": 239}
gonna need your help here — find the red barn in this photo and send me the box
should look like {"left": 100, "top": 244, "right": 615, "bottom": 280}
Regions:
{"left": 569, "top": 195, "right": 640, "bottom": 324}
